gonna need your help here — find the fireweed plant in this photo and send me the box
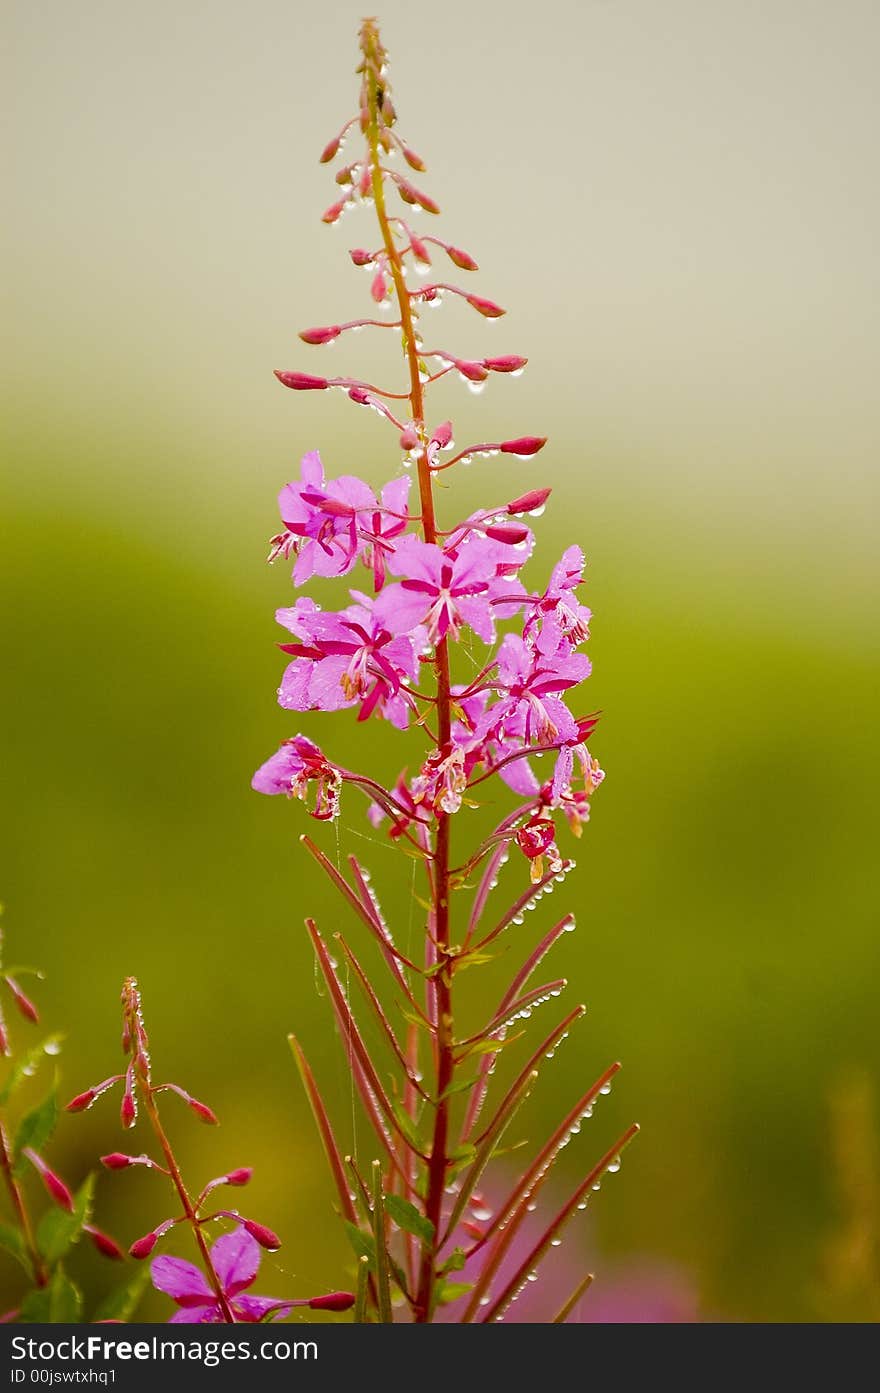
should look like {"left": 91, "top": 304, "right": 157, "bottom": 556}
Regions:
{"left": 0, "top": 923, "right": 125, "bottom": 1323}
{"left": 67, "top": 979, "right": 355, "bottom": 1322}
{"left": 252, "top": 21, "right": 638, "bottom": 1323}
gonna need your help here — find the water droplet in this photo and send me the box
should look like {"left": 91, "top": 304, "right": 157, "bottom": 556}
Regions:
{"left": 599, "top": 1083, "right": 612, "bottom": 1095}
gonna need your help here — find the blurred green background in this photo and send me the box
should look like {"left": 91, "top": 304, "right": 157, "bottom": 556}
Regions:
{"left": 3, "top": 0, "right": 878, "bottom": 1322}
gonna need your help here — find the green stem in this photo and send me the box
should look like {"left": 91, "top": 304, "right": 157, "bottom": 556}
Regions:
{"left": 0, "top": 1120, "right": 47, "bottom": 1288}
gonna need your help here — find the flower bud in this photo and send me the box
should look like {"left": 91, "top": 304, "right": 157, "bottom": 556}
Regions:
{"left": 23, "top": 1150, "right": 74, "bottom": 1212}
{"left": 370, "top": 268, "right": 387, "bottom": 303}
{"left": 486, "top": 523, "right": 530, "bottom": 544}
{"left": 347, "top": 387, "right": 372, "bottom": 405}
{"left": 465, "top": 293, "right": 505, "bottom": 319}
{"left": 66, "top": 1089, "right": 96, "bottom": 1113}
{"left": 85, "top": 1225, "right": 125, "bottom": 1261}
{"left": 507, "top": 487, "right": 551, "bottom": 514}
{"left": 321, "top": 197, "right": 348, "bottom": 225}
{"left": 274, "top": 371, "right": 330, "bottom": 391}
{"left": 455, "top": 359, "right": 489, "bottom": 384}
{"left": 5, "top": 978, "right": 38, "bottom": 1024}
{"left": 299, "top": 325, "right": 342, "bottom": 345}
{"left": 129, "top": 1231, "right": 158, "bottom": 1260}
{"left": 349, "top": 248, "right": 374, "bottom": 267}
{"left": 307, "top": 1291, "right": 356, "bottom": 1312}
{"left": 397, "top": 179, "right": 440, "bottom": 214}
{"left": 399, "top": 426, "right": 419, "bottom": 451}
{"left": 410, "top": 234, "right": 430, "bottom": 264}
{"left": 400, "top": 144, "right": 426, "bottom": 172}
{"left": 319, "top": 134, "right": 341, "bottom": 164}
{"left": 446, "top": 245, "right": 479, "bottom": 271}
{"left": 224, "top": 1167, "right": 253, "bottom": 1187}
{"left": 101, "top": 1152, "right": 134, "bottom": 1169}
{"left": 484, "top": 355, "right": 528, "bottom": 373}
{"left": 431, "top": 421, "right": 454, "bottom": 450}
{"left": 243, "top": 1219, "right": 281, "bottom": 1251}
{"left": 187, "top": 1096, "right": 219, "bottom": 1125}
{"left": 334, "top": 164, "right": 355, "bottom": 186}
{"left": 499, "top": 436, "right": 547, "bottom": 456}
{"left": 120, "top": 1068, "right": 136, "bottom": 1129}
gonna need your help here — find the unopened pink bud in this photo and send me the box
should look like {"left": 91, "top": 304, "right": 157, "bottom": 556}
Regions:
{"left": 225, "top": 1167, "right": 253, "bottom": 1187}
{"left": 129, "top": 1231, "right": 158, "bottom": 1260}
{"left": 274, "top": 371, "right": 329, "bottom": 391}
{"left": 349, "top": 248, "right": 374, "bottom": 267}
{"left": 397, "top": 179, "right": 440, "bottom": 214}
{"left": 348, "top": 387, "right": 372, "bottom": 406}
{"left": 466, "top": 294, "right": 505, "bottom": 319}
{"left": 66, "top": 1089, "right": 96, "bottom": 1113}
{"left": 400, "top": 144, "right": 426, "bottom": 172}
{"left": 399, "top": 427, "right": 419, "bottom": 451}
{"left": 455, "top": 360, "right": 489, "bottom": 384}
{"left": 410, "top": 234, "right": 430, "bottom": 264}
{"left": 243, "top": 1220, "right": 281, "bottom": 1251}
{"left": 499, "top": 436, "right": 547, "bottom": 456}
{"left": 507, "top": 487, "right": 552, "bottom": 514}
{"left": 299, "top": 325, "right": 342, "bottom": 345}
{"left": 321, "top": 197, "right": 347, "bottom": 225}
{"left": 308, "top": 1291, "right": 356, "bottom": 1312}
{"left": 120, "top": 1090, "right": 136, "bottom": 1129}
{"left": 431, "top": 421, "right": 454, "bottom": 450}
{"left": 24, "top": 1150, "right": 74, "bottom": 1212}
{"left": 446, "top": 245, "right": 479, "bottom": 271}
{"left": 486, "top": 523, "right": 530, "bottom": 544}
{"left": 5, "top": 978, "right": 38, "bottom": 1024}
{"left": 335, "top": 164, "right": 355, "bottom": 187}
{"left": 86, "top": 1226, "right": 125, "bottom": 1261}
{"left": 370, "top": 268, "right": 387, "bottom": 303}
{"left": 319, "top": 135, "right": 341, "bottom": 164}
{"left": 358, "top": 166, "right": 371, "bottom": 197}
{"left": 101, "top": 1152, "right": 133, "bottom": 1169}
{"left": 188, "top": 1097, "right": 219, "bottom": 1125}
{"left": 484, "top": 355, "right": 528, "bottom": 373}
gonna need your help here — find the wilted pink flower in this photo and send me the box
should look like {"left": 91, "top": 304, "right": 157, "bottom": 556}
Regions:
{"left": 251, "top": 734, "right": 341, "bottom": 820}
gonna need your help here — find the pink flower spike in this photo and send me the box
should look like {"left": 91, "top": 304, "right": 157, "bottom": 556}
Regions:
{"left": 508, "top": 487, "right": 552, "bottom": 514}
{"left": 307, "top": 1291, "right": 356, "bottom": 1312}
{"left": 466, "top": 293, "right": 505, "bottom": 318}
{"left": 4, "top": 978, "right": 38, "bottom": 1024}
{"left": 23, "top": 1150, "right": 74, "bottom": 1212}
{"left": 299, "top": 325, "right": 342, "bottom": 345}
{"left": 85, "top": 1225, "right": 125, "bottom": 1261}
{"left": 500, "top": 435, "right": 547, "bottom": 456}
{"left": 242, "top": 1219, "right": 281, "bottom": 1251}
{"left": 274, "top": 370, "right": 330, "bottom": 391}
{"left": 484, "top": 355, "right": 528, "bottom": 373}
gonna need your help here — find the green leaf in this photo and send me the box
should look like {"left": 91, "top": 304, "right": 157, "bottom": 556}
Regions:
{"left": 390, "top": 1100, "right": 427, "bottom": 1153}
{"left": 438, "top": 1073, "right": 481, "bottom": 1103}
{"left": 0, "top": 1221, "right": 29, "bottom": 1272}
{"left": 440, "top": 1246, "right": 467, "bottom": 1275}
{"left": 93, "top": 1266, "right": 151, "bottom": 1323}
{"left": 384, "top": 1194, "right": 435, "bottom": 1247}
{"left": 344, "top": 1222, "right": 375, "bottom": 1265}
{"left": 437, "top": 1281, "right": 474, "bottom": 1305}
{"left": 37, "top": 1173, "right": 94, "bottom": 1264}
{"left": 370, "top": 1163, "right": 393, "bottom": 1323}
{"left": 21, "top": 1267, "right": 82, "bottom": 1324}
{"left": 0, "top": 1035, "right": 63, "bottom": 1106}
{"left": 13, "top": 1089, "right": 58, "bottom": 1176}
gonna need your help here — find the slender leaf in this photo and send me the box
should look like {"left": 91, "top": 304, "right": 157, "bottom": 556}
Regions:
{"left": 0, "top": 1221, "right": 28, "bottom": 1272}
{"left": 0, "top": 1035, "right": 63, "bottom": 1106}
{"left": 21, "top": 1266, "right": 82, "bottom": 1324}
{"left": 37, "top": 1173, "right": 94, "bottom": 1264}
{"left": 384, "top": 1194, "right": 434, "bottom": 1248}
{"left": 370, "top": 1163, "right": 393, "bottom": 1323}
{"left": 13, "top": 1089, "right": 58, "bottom": 1176}
{"left": 553, "top": 1272, "right": 594, "bottom": 1323}
{"left": 353, "top": 1254, "right": 371, "bottom": 1324}
{"left": 289, "top": 1035, "right": 357, "bottom": 1225}
{"left": 93, "top": 1266, "right": 151, "bottom": 1323}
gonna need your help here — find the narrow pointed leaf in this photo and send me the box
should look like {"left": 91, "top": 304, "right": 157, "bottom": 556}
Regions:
{"left": 553, "top": 1272, "right": 594, "bottom": 1323}
{"left": 370, "top": 1163, "right": 393, "bottom": 1323}
{"left": 289, "top": 1034, "right": 357, "bottom": 1225}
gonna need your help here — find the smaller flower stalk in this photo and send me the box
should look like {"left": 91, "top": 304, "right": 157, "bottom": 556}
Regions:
{"left": 69, "top": 979, "right": 353, "bottom": 1323}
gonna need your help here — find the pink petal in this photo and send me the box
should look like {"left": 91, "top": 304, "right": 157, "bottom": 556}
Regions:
{"left": 168, "top": 1303, "right": 221, "bottom": 1323}
{"left": 151, "top": 1256, "right": 213, "bottom": 1304}
{"left": 373, "top": 582, "right": 434, "bottom": 636}
{"left": 233, "top": 1295, "right": 295, "bottom": 1323}
{"left": 456, "top": 595, "right": 496, "bottom": 643}
{"left": 211, "top": 1226, "right": 260, "bottom": 1297}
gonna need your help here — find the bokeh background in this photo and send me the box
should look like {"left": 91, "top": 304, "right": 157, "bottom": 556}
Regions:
{"left": 4, "top": 0, "right": 879, "bottom": 1322}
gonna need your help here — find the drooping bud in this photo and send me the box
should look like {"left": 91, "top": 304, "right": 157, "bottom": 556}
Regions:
{"left": 465, "top": 293, "right": 505, "bottom": 319}
{"left": 274, "top": 371, "right": 330, "bottom": 391}
{"left": 319, "top": 134, "right": 341, "bottom": 164}
{"left": 121, "top": 1066, "right": 136, "bottom": 1129}
{"left": 85, "top": 1225, "right": 125, "bottom": 1261}
{"left": 399, "top": 426, "right": 419, "bottom": 451}
{"left": 4, "top": 978, "right": 38, "bottom": 1024}
{"left": 23, "top": 1150, "right": 74, "bottom": 1212}
{"left": 129, "top": 1231, "right": 158, "bottom": 1260}
{"left": 409, "top": 233, "right": 431, "bottom": 264}
{"left": 396, "top": 179, "right": 440, "bottom": 214}
{"left": 348, "top": 386, "right": 372, "bottom": 405}
{"left": 299, "top": 325, "right": 342, "bottom": 346}
{"left": 499, "top": 436, "right": 547, "bottom": 456}
{"left": 507, "top": 487, "right": 552, "bottom": 514}
{"left": 335, "top": 164, "right": 356, "bottom": 187}
{"left": 321, "top": 197, "right": 348, "bottom": 225}
{"left": 307, "top": 1291, "right": 356, "bottom": 1312}
{"left": 224, "top": 1167, "right": 253, "bottom": 1187}
{"left": 349, "top": 248, "right": 374, "bottom": 267}
{"left": 446, "top": 245, "right": 479, "bottom": 271}
{"left": 484, "top": 355, "right": 528, "bottom": 373}
{"left": 370, "top": 268, "right": 388, "bottom": 303}
{"left": 400, "top": 144, "right": 426, "bottom": 172}
{"left": 187, "top": 1096, "right": 219, "bottom": 1126}
{"left": 431, "top": 421, "right": 454, "bottom": 450}
{"left": 100, "top": 1152, "right": 134, "bottom": 1169}
{"left": 243, "top": 1219, "right": 281, "bottom": 1251}
{"left": 455, "top": 359, "right": 489, "bottom": 384}
{"left": 66, "top": 1089, "right": 96, "bottom": 1113}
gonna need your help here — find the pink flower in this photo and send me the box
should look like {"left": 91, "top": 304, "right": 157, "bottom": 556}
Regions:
{"left": 269, "top": 451, "right": 410, "bottom": 588}
{"left": 479, "top": 634, "right": 589, "bottom": 747}
{"left": 275, "top": 595, "right": 426, "bottom": 728}
{"left": 152, "top": 1226, "right": 353, "bottom": 1323}
{"left": 525, "top": 545, "right": 593, "bottom": 652}
{"left": 375, "top": 536, "right": 510, "bottom": 643}
{"left": 251, "top": 735, "right": 341, "bottom": 820}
